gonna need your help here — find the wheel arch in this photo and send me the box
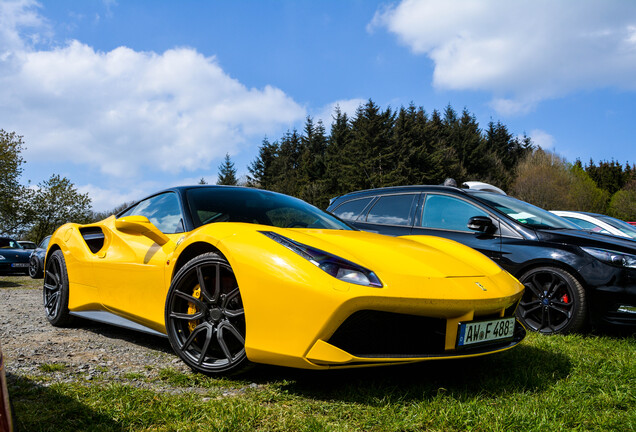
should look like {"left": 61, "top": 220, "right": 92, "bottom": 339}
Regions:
{"left": 171, "top": 241, "right": 227, "bottom": 281}
{"left": 513, "top": 259, "right": 588, "bottom": 291}
{"left": 44, "top": 243, "right": 62, "bottom": 269}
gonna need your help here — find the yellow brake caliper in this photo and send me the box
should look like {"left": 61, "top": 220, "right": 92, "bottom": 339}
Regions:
{"left": 188, "top": 285, "right": 201, "bottom": 332}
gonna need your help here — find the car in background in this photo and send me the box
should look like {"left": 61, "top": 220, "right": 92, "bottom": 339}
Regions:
{"left": 17, "top": 241, "right": 36, "bottom": 250}
{"left": 0, "top": 343, "right": 13, "bottom": 432}
{"left": 0, "top": 237, "right": 31, "bottom": 275}
{"left": 551, "top": 211, "right": 636, "bottom": 241}
{"left": 327, "top": 185, "right": 636, "bottom": 334}
{"left": 28, "top": 235, "right": 51, "bottom": 279}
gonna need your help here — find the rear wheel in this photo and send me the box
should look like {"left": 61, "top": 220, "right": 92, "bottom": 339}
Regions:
{"left": 29, "top": 256, "right": 43, "bottom": 279}
{"left": 517, "top": 266, "right": 586, "bottom": 334}
{"left": 43, "top": 250, "right": 74, "bottom": 327}
{"left": 165, "top": 253, "right": 249, "bottom": 375}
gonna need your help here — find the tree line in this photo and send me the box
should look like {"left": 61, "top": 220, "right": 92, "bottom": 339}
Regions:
{"left": 246, "top": 100, "right": 534, "bottom": 209}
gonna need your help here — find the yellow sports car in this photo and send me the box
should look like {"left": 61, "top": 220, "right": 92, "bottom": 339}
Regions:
{"left": 43, "top": 186, "right": 525, "bottom": 375}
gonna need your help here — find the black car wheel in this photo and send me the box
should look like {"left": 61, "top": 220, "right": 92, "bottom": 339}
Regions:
{"left": 29, "top": 256, "right": 43, "bottom": 279}
{"left": 165, "top": 252, "right": 249, "bottom": 375}
{"left": 43, "top": 250, "right": 74, "bottom": 327}
{"left": 517, "top": 266, "right": 586, "bottom": 334}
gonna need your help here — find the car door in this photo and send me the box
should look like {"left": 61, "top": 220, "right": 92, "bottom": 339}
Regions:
{"left": 94, "top": 192, "right": 185, "bottom": 330}
{"left": 346, "top": 193, "right": 419, "bottom": 236}
{"left": 412, "top": 193, "right": 503, "bottom": 263}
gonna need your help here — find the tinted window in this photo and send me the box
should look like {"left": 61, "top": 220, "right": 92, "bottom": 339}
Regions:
{"left": 332, "top": 197, "right": 373, "bottom": 221}
{"left": 186, "top": 187, "right": 351, "bottom": 230}
{"left": 124, "top": 193, "right": 184, "bottom": 234}
{"left": 562, "top": 217, "right": 610, "bottom": 234}
{"left": 470, "top": 192, "right": 577, "bottom": 230}
{"left": 38, "top": 236, "right": 51, "bottom": 249}
{"left": 422, "top": 194, "right": 488, "bottom": 232}
{"left": 0, "top": 238, "right": 20, "bottom": 248}
{"left": 366, "top": 194, "right": 415, "bottom": 226}
{"left": 597, "top": 215, "right": 636, "bottom": 239}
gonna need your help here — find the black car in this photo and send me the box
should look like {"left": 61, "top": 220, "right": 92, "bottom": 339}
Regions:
{"left": 28, "top": 235, "right": 51, "bottom": 279}
{"left": 0, "top": 237, "right": 31, "bottom": 275}
{"left": 327, "top": 185, "right": 636, "bottom": 334}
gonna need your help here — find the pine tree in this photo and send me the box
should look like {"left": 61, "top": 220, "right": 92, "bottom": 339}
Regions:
{"left": 217, "top": 153, "right": 238, "bottom": 185}
{"left": 247, "top": 138, "right": 279, "bottom": 189}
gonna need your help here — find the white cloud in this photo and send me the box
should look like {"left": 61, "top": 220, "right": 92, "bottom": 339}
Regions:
{"left": 0, "top": 1, "right": 306, "bottom": 209}
{"left": 313, "top": 98, "right": 366, "bottom": 126}
{"left": 528, "top": 129, "right": 555, "bottom": 150}
{"left": 372, "top": 0, "right": 636, "bottom": 115}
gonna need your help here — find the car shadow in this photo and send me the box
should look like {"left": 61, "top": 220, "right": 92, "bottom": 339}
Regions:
{"left": 0, "top": 279, "right": 25, "bottom": 288}
{"left": 71, "top": 319, "right": 173, "bottom": 354}
{"left": 239, "top": 344, "right": 572, "bottom": 405}
{"left": 6, "top": 372, "right": 125, "bottom": 432}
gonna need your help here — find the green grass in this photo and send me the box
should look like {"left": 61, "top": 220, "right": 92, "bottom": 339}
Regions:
{"left": 7, "top": 332, "right": 635, "bottom": 432}
{"left": 38, "top": 363, "right": 67, "bottom": 373}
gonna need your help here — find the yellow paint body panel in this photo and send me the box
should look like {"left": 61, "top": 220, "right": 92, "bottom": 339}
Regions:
{"left": 47, "top": 217, "right": 525, "bottom": 370}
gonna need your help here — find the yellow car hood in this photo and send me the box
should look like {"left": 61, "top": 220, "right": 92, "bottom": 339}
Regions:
{"left": 250, "top": 228, "right": 502, "bottom": 279}
{"left": 207, "top": 223, "right": 502, "bottom": 278}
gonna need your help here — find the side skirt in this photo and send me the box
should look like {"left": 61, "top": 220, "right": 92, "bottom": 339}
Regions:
{"left": 70, "top": 310, "right": 167, "bottom": 338}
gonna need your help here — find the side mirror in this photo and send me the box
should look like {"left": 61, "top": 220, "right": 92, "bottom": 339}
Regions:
{"left": 467, "top": 216, "right": 494, "bottom": 233}
{"left": 115, "top": 215, "right": 170, "bottom": 245}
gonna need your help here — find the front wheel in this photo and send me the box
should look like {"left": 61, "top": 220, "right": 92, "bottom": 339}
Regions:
{"left": 43, "top": 250, "right": 74, "bottom": 327}
{"left": 165, "top": 252, "right": 250, "bottom": 375}
{"left": 517, "top": 266, "right": 586, "bottom": 334}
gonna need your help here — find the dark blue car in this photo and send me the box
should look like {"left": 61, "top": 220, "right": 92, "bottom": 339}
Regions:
{"left": 28, "top": 235, "right": 51, "bottom": 279}
{"left": 0, "top": 237, "right": 31, "bottom": 275}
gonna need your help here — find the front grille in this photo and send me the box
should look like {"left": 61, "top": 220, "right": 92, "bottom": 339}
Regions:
{"left": 327, "top": 310, "right": 447, "bottom": 358}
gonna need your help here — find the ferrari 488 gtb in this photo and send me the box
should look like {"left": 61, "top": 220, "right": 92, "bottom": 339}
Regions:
{"left": 43, "top": 186, "right": 525, "bottom": 375}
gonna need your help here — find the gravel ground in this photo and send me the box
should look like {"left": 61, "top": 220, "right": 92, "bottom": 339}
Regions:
{"left": 0, "top": 285, "right": 201, "bottom": 393}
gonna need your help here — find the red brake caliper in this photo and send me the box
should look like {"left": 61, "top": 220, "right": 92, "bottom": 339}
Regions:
{"left": 561, "top": 293, "right": 570, "bottom": 304}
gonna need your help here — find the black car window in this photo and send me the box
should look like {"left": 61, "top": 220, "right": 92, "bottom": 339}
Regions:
{"left": 422, "top": 194, "right": 488, "bottom": 232}
{"left": 123, "top": 192, "right": 184, "bottom": 234}
{"left": 0, "top": 238, "right": 21, "bottom": 248}
{"left": 365, "top": 194, "right": 416, "bottom": 226}
{"left": 186, "top": 187, "right": 352, "bottom": 230}
{"left": 332, "top": 197, "right": 374, "bottom": 221}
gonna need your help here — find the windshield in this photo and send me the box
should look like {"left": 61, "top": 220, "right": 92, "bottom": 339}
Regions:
{"left": 597, "top": 215, "right": 636, "bottom": 239}
{"left": 469, "top": 192, "right": 579, "bottom": 230}
{"left": 0, "top": 238, "right": 22, "bottom": 249}
{"left": 186, "top": 187, "right": 353, "bottom": 230}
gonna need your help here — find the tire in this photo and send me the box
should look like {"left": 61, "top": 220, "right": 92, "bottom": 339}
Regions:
{"left": 43, "top": 250, "right": 74, "bottom": 327}
{"left": 165, "top": 252, "right": 250, "bottom": 375}
{"left": 517, "top": 266, "right": 586, "bottom": 334}
{"left": 29, "top": 256, "right": 43, "bottom": 279}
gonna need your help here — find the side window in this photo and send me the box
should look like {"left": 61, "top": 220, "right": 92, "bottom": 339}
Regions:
{"left": 366, "top": 194, "right": 416, "bottom": 226}
{"left": 332, "top": 197, "right": 374, "bottom": 221}
{"left": 422, "top": 195, "right": 488, "bottom": 232}
{"left": 562, "top": 217, "right": 609, "bottom": 234}
{"left": 124, "top": 193, "right": 184, "bottom": 234}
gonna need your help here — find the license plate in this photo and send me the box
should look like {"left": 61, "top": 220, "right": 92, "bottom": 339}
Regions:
{"left": 457, "top": 317, "right": 515, "bottom": 347}
{"left": 11, "top": 263, "right": 28, "bottom": 268}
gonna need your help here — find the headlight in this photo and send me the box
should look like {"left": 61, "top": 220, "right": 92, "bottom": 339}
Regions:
{"left": 581, "top": 247, "right": 636, "bottom": 269}
{"left": 261, "top": 231, "right": 383, "bottom": 287}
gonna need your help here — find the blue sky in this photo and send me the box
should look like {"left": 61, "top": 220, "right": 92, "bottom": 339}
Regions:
{"left": 1, "top": 0, "right": 635, "bottom": 210}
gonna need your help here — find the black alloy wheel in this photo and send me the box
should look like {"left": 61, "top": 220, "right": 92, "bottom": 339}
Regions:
{"left": 517, "top": 266, "right": 586, "bottom": 334}
{"left": 43, "top": 250, "right": 74, "bottom": 326}
{"left": 29, "top": 256, "right": 43, "bottom": 279}
{"left": 165, "top": 252, "right": 249, "bottom": 375}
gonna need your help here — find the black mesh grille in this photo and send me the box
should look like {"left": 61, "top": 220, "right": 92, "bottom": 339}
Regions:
{"left": 327, "top": 310, "right": 447, "bottom": 358}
